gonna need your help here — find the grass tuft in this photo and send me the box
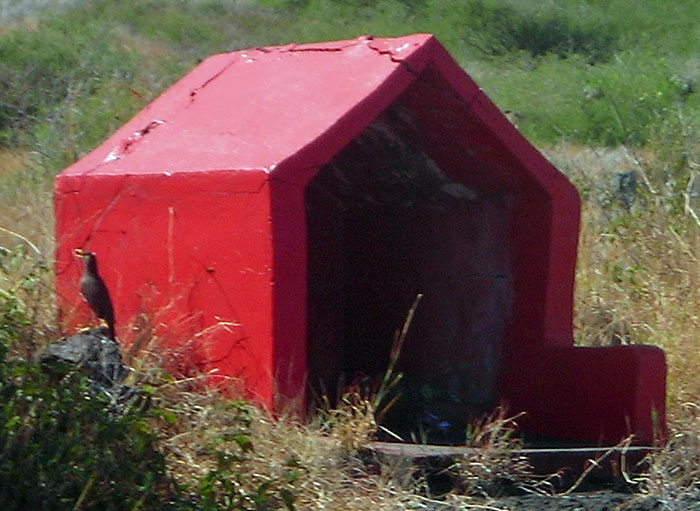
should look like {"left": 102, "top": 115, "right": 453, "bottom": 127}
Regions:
{"left": 1, "top": 0, "right": 700, "bottom": 506}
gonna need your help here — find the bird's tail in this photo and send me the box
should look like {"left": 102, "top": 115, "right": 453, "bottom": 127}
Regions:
{"left": 104, "top": 318, "right": 116, "bottom": 341}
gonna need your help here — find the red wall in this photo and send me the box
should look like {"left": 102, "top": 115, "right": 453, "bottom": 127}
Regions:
{"left": 55, "top": 171, "right": 278, "bottom": 407}
{"left": 54, "top": 34, "right": 665, "bottom": 444}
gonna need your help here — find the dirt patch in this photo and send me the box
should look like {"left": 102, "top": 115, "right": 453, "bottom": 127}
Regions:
{"left": 493, "top": 493, "right": 640, "bottom": 511}
{"left": 0, "top": 148, "right": 29, "bottom": 176}
{"left": 468, "top": 492, "right": 700, "bottom": 511}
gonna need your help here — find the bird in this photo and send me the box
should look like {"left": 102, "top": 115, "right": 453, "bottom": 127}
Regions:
{"left": 74, "top": 249, "right": 116, "bottom": 340}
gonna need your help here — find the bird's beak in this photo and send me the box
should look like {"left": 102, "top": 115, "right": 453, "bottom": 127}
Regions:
{"left": 74, "top": 248, "right": 85, "bottom": 258}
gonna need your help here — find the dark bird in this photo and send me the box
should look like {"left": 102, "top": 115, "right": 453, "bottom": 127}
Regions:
{"left": 74, "top": 249, "right": 116, "bottom": 340}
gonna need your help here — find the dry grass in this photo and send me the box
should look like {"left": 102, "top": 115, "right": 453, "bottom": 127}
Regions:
{"left": 3, "top": 134, "right": 700, "bottom": 505}
{"left": 545, "top": 142, "right": 700, "bottom": 420}
{"left": 136, "top": 364, "right": 533, "bottom": 509}
{"left": 106, "top": 318, "right": 533, "bottom": 509}
{"left": 0, "top": 148, "right": 30, "bottom": 176}
{"left": 638, "top": 403, "right": 700, "bottom": 502}
{"left": 455, "top": 408, "right": 544, "bottom": 498}
{"left": 132, "top": 359, "right": 420, "bottom": 510}
{"left": 0, "top": 170, "right": 57, "bottom": 352}
{"left": 544, "top": 140, "right": 700, "bottom": 500}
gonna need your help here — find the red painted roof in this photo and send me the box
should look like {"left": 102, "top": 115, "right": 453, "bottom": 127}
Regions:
{"left": 60, "top": 32, "right": 579, "bottom": 206}
{"left": 62, "top": 34, "right": 440, "bottom": 177}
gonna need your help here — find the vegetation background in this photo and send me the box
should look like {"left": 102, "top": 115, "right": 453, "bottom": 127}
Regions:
{"left": 0, "top": 0, "right": 699, "bottom": 509}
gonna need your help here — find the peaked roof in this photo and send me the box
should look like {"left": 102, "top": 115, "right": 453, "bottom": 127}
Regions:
{"left": 60, "top": 33, "right": 575, "bottom": 202}
{"left": 61, "top": 34, "right": 436, "bottom": 177}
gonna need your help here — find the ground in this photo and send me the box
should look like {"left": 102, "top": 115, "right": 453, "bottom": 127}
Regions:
{"left": 493, "top": 493, "right": 672, "bottom": 510}
{"left": 462, "top": 492, "right": 700, "bottom": 511}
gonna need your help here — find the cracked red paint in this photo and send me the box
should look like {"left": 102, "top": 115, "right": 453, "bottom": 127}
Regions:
{"left": 54, "top": 34, "right": 665, "bottom": 444}
{"left": 103, "top": 119, "right": 164, "bottom": 163}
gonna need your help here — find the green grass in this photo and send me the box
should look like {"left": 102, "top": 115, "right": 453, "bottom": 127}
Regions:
{"left": 0, "top": 0, "right": 697, "bottom": 413}
{"left": 0, "top": 0, "right": 697, "bottom": 396}
{"left": 0, "top": 0, "right": 286, "bottom": 179}
{"left": 1, "top": 0, "right": 699, "bottom": 173}
{"left": 1, "top": 0, "right": 700, "bottom": 506}
{"left": 256, "top": 0, "right": 700, "bottom": 146}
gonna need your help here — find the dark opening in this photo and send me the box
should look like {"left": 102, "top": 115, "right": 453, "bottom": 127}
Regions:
{"left": 306, "top": 110, "right": 514, "bottom": 443}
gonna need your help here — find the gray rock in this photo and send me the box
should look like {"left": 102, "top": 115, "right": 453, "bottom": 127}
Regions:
{"left": 42, "top": 327, "right": 147, "bottom": 416}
